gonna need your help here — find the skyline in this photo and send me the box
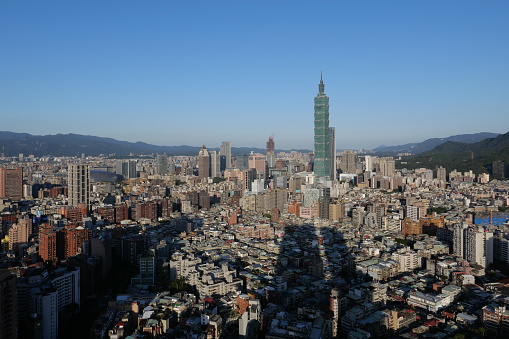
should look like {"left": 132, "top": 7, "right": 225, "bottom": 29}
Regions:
{"left": 1, "top": 1, "right": 509, "bottom": 150}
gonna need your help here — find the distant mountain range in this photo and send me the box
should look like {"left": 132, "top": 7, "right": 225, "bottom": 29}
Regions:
{"left": 0, "top": 132, "right": 506, "bottom": 171}
{"left": 372, "top": 132, "right": 500, "bottom": 155}
{"left": 398, "top": 131, "right": 509, "bottom": 174}
{"left": 0, "top": 132, "right": 310, "bottom": 157}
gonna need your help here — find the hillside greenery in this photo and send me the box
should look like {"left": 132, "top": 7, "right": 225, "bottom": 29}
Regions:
{"left": 397, "top": 131, "right": 509, "bottom": 175}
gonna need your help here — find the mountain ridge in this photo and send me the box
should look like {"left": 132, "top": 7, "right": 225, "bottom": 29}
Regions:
{"left": 0, "top": 132, "right": 310, "bottom": 157}
{"left": 398, "top": 131, "right": 509, "bottom": 174}
{"left": 0, "top": 131, "right": 503, "bottom": 159}
{"left": 372, "top": 132, "right": 500, "bottom": 155}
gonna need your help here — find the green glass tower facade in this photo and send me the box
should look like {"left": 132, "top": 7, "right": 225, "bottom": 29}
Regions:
{"left": 314, "top": 74, "right": 331, "bottom": 178}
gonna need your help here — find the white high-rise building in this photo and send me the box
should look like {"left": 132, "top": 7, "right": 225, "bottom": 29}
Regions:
{"left": 251, "top": 179, "right": 264, "bottom": 194}
{"left": 453, "top": 223, "right": 468, "bottom": 258}
{"left": 465, "top": 228, "right": 484, "bottom": 266}
{"left": 51, "top": 267, "right": 81, "bottom": 312}
{"left": 67, "top": 163, "right": 90, "bottom": 207}
{"left": 39, "top": 291, "right": 58, "bottom": 339}
{"left": 365, "top": 155, "right": 376, "bottom": 172}
{"left": 464, "top": 227, "right": 494, "bottom": 268}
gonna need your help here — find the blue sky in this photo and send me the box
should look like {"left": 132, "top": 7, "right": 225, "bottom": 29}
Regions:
{"left": 1, "top": 0, "right": 508, "bottom": 150}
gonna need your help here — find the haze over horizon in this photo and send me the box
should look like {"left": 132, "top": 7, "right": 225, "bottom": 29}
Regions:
{"left": 1, "top": 1, "right": 508, "bottom": 150}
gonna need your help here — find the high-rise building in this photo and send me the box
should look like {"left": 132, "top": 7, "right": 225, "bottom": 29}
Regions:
{"left": 39, "top": 224, "right": 58, "bottom": 262}
{"left": 453, "top": 223, "right": 468, "bottom": 258}
{"left": 39, "top": 224, "right": 89, "bottom": 261}
{"left": 8, "top": 216, "right": 31, "bottom": 254}
{"left": 220, "top": 141, "right": 232, "bottom": 170}
{"left": 464, "top": 227, "right": 493, "bottom": 268}
{"left": 51, "top": 267, "right": 81, "bottom": 312}
{"left": 365, "top": 155, "right": 376, "bottom": 172}
{"left": 167, "top": 159, "right": 175, "bottom": 173}
{"left": 236, "top": 155, "right": 249, "bottom": 170}
{"left": 61, "top": 225, "right": 89, "bottom": 259}
{"left": 313, "top": 73, "right": 331, "bottom": 178}
{"left": 341, "top": 150, "right": 357, "bottom": 174}
{"left": 0, "top": 167, "right": 23, "bottom": 201}
{"left": 437, "top": 166, "right": 447, "bottom": 182}
{"left": 131, "top": 249, "right": 156, "bottom": 285}
{"left": 67, "top": 164, "right": 90, "bottom": 208}
{"left": 266, "top": 135, "right": 276, "bottom": 168}
{"left": 210, "top": 150, "right": 221, "bottom": 178}
{"left": 116, "top": 160, "right": 137, "bottom": 179}
{"left": 492, "top": 160, "right": 507, "bottom": 179}
{"left": 156, "top": 154, "right": 168, "bottom": 175}
{"left": 198, "top": 145, "right": 210, "bottom": 179}
{"left": 0, "top": 269, "right": 18, "bottom": 339}
{"left": 329, "top": 127, "right": 336, "bottom": 179}
{"left": 248, "top": 153, "right": 266, "bottom": 179}
{"left": 378, "top": 157, "right": 395, "bottom": 177}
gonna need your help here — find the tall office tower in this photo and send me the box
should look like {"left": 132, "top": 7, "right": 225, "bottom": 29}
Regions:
{"left": 116, "top": 160, "right": 137, "bottom": 179}
{"left": 313, "top": 73, "right": 331, "bottom": 178}
{"left": 266, "top": 135, "right": 276, "bottom": 168}
{"left": 198, "top": 145, "right": 210, "bottom": 179}
{"left": 0, "top": 167, "right": 23, "bottom": 201}
{"left": 341, "top": 150, "right": 357, "bottom": 174}
{"left": 67, "top": 164, "right": 90, "bottom": 208}
{"left": 220, "top": 141, "right": 232, "bottom": 170}
{"left": 210, "top": 150, "right": 221, "bottom": 178}
{"left": 156, "top": 154, "right": 168, "bottom": 175}
{"left": 378, "top": 157, "right": 395, "bottom": 177}
{"left": 329, "top": 127, "right": 336, "bottom": 179}
{"left": 437, "top": 166, "right": 447, "bottom": 182}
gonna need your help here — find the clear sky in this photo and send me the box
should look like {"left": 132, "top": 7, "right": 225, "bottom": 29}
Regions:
{"left": 1, "top": 0, "right": 508, "bottom": 150}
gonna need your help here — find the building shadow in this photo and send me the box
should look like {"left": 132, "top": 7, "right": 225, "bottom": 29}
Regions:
{"left": 236, "top": 213, "right": 356, "bottom": 338}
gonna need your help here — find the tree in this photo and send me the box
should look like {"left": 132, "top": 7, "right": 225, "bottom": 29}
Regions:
{"left": 427, "top": 206, "right": 448, "bottom": 214}
{"left": 478, "top": 327, "right": 486, "bottom": 337}
{"left": 168, "top": 277, "right": 189, "bottom": 293}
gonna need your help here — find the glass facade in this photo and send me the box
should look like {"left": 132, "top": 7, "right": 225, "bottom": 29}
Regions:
{"left": 314, "top": 75, "right": 331, "bottom": 178}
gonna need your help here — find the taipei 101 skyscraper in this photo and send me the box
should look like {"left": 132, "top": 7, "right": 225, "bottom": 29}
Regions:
{"left": 314, "top": 72, "right": 331, "bottom": 178}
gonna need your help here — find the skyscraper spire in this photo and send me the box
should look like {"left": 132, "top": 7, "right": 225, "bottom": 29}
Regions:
{"left": 318, "top": 71, "right": 325, "bottom": 94}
